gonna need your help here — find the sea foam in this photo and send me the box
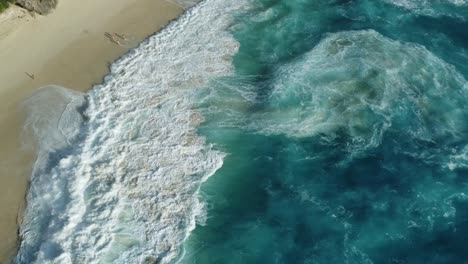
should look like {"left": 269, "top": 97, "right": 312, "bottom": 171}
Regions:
{"left": 251, "top": 30, "right": 467, "bottom": 152}
{"left": 195, "top": 29, "right": 468, "bottom": 165}
{"left": 15, "top": 0, "right": 250, "bottom": 263}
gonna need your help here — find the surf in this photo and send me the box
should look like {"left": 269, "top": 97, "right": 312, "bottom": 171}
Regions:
{"left": 15, "top": 0, "right": 251, "bottom": 263}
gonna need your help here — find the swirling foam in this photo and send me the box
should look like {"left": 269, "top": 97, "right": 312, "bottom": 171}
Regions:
{"left": 15, "top": 0, "right": 251, "bottom": 263}
{"left": 252, "top": 30, "right": 467, "bottom": 152}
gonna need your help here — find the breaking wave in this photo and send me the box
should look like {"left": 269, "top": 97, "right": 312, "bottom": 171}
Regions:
{"left": 15, "top": 0, "right": 251, "bottom": 263}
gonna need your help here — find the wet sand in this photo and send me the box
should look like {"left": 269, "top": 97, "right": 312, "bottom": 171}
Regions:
{"left": 0, "top": 0, "right": 183, "bottom": 261}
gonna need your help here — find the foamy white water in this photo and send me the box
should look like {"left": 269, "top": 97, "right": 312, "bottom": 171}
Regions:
{"left": 16, "top": 0, "right": 251, "bottom": 263}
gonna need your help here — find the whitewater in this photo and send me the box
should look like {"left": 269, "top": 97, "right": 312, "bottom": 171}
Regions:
{"left": 16, "top": 0, "right": 250, "bottom": 263}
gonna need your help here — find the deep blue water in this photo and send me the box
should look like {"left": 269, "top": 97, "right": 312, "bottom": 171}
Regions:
{"left": 179, "top": 0, "right": 468, "bottom": 263}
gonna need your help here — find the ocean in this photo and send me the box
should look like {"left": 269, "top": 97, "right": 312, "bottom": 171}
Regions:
{"left": 16, "top": 0, "right": 468, "bottom": 263}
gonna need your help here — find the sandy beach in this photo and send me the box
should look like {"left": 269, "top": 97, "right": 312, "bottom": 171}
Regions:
{"left": 0, "top": 0, "right": 183, "bottom": 261}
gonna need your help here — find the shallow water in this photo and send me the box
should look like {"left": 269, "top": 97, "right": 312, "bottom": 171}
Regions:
{"left": 16, "top": 0, "right": 468, "bottom": 263}
{"left": 16, "top": 1, "right": 242, "bottom": 263}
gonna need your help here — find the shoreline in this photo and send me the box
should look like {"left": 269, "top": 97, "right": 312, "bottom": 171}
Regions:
{"left": 0, "top": 0, "right": 184, "bottom": 261}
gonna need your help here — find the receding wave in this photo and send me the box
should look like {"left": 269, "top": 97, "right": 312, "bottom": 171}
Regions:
{"left": 15, "top": 0, "right": 250, "bottom": 263}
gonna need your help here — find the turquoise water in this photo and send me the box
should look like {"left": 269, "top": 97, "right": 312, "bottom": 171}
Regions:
{"left": 180, "top": 0, "right": 468, "bottom": 263}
